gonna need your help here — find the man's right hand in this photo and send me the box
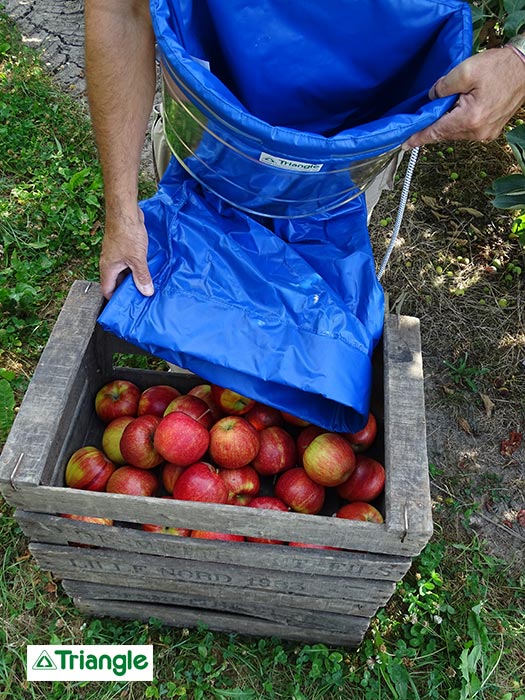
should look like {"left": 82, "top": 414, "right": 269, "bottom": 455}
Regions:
{"left": 99, "top": 206, "right": 154, "bottom": 300}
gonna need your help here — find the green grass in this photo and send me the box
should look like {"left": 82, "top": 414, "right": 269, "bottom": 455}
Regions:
{"left": 1, "top": 7, "right": 524, "bottom": 699}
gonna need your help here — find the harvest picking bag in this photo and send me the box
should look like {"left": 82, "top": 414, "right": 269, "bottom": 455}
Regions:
{"left": 153, "top": 0, "right": 472, "bottom": 218}
{"left": 98, "top": 0, "right": 472, "bottom": 432}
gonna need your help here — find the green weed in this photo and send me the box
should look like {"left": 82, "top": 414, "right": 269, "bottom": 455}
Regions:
{"left": 443, "top": 354, "right": 489, "bottom": 393}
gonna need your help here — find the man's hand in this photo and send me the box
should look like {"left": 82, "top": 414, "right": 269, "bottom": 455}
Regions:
{"left": 405, "top": 46, "right": 525, "bottom": 148}
{"left": 99, "top": 206, "right": 153, "bottom": 300}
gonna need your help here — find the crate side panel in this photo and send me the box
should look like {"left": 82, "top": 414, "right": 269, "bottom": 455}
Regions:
{"left": 0, "top": 281, "right": 104, "bottom": 488}
{"left": 61, "top": 580, "right": 377, "bottom": 633}
{"left": 9, "top": 486, "right": 420, "bottom": 554}
{"left": 382, "top": 315, "right": 433, "bottom": 553}
{"left": 29, "top": 544, "right": 396, "bottom": 602}
{"left": 16, "top": 511, "right": 412, "bottom": 581}
{"left": 60, "top": 572, "right": 379, "bottom": 616}
{"left": 73, "top": 597, "right": 368, "bottom": 648}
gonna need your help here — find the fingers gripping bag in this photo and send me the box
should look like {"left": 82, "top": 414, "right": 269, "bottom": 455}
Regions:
{"left": 97, "top": 0, "right": 472, "bottom": 432}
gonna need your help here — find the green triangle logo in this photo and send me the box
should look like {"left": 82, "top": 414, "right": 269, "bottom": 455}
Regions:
{"left": 32, "top": 650, "right": 57, "bottom": 671}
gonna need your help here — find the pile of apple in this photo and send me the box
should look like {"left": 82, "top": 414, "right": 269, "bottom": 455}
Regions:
{"left": 63, "top": 379, "right": 386, "bottom": 546}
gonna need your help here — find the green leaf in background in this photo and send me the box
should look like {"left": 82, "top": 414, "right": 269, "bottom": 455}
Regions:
{"left": 506, "top": 123, "right": 525, "bottom": 171}
{"left": 0, "top": 377, "right": 16, "bottom": 444}
{"left": 485, "top": 173, "right": 525, "bottom": 208}
{"left": 504, "top": 9, "right": 525, "bottom": 35}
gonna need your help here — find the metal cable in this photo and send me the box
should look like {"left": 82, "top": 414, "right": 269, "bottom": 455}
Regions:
{"left": 377, "top": 146, "right": 420, "bottom": 280}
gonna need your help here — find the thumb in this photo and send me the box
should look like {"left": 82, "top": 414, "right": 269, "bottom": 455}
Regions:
{"left": 428, "top": 64, "right": 470, "bottom": 101}
{"left": 132, "top": 266, "right": 154, "bottom": 297}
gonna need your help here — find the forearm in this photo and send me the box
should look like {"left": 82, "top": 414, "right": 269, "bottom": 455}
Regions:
{"left": 84, "top": 0, "right": 156, "bottom": 215}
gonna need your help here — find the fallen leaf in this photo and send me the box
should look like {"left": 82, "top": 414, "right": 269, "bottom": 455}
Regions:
{"left": 500, "top": 431, "right": 522, "bottom": 457}
{"left": 480, "top": 393, "right": 495, "bottom": 418}
{"left": 458, "top": 417, "right": 473, "bottom": 435}
{"left": 457, "top": 206, "right": 484, "bottom": 218}
{"left": 421, "top": 194, "right": 439, "bottom": 209}
{"left": 45, "top": 581, "right": 57, "bottom": 594}
{"left": 484, "top": 498, "right": 496, "bottom": 513}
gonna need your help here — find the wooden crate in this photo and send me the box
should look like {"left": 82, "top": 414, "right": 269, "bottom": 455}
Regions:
{"left": 0, "top": 280, "right": 432, "bottom": 647}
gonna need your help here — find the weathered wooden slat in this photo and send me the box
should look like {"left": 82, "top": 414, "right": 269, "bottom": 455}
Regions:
{"left": 15, "top": 511, "right": 412, "bottom": 580}
{"left": 0, "top": 281, "right": 104, "bottom": 487}
{"left": 382, "top": 315, "right": 433, "bottom": 553}
{"left": 60, "top": 572, "right": 377, "bottom": 616}
{"left": 8, "top": 485, "right": 423, "bottom": 554}
{"left": 73, "top": 597, "right": 369, "bottom": 648}
{"left": 29, "top": 544, "right": 396, "bottom": 602}
{"left": 61, "top": 580, "right": 377, "bottom": 632}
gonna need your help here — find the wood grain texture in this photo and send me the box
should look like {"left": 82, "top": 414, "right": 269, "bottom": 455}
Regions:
{"left": 16, "top": 511, "right": 411, "bottom": 579}
{"left": 0, "top": 281, "right": 104, "bottom": 487}
{"left": 29, "top": 544, "right": 396, "bottom": 602}
{"left": 61, "top": 580, "right": 378, "bottom": 631}
{"left": 382, "top": 314, "right": 433, "bottom": 553}
{"left": 8, "top": 483, "right": 425, "bottom": 554}
{"left": 60, "top": 574, "right": 378, "bottom": 616}
{"left": 73, "top": 597, "right": 369, "bottom": 647}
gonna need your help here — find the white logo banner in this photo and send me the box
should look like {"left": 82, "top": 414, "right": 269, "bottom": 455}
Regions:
{"left": 27, "top": 645, "right": 153, "bottom": 681}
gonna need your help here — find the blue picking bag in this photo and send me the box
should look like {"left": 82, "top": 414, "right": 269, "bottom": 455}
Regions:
{"left": 98, "top": 0, "right": 472, "bottom": 432}
{"left": 154, "top": 0, "right": 472, "bottom": 218}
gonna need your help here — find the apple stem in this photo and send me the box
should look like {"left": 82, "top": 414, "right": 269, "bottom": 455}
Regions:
{"left": 196, "top": 408, "right": 212, "bottom": 422}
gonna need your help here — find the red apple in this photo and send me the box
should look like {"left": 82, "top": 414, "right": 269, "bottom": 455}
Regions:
{"left": 119, "top": 414, "right": 163, "bottom": 469}
{"left": 172, "top": 461, "right": 228, "bottom": 503}
{"left": 211, "top": 385, "right": 256, "bottom": 415}
{"left": 154, "top": 411, "right": 210, "bottom": 467}
{"left": 163, "top": 394, "right": 214, "bottom": 429}
{"left": 335, "top": 502, "right": 384, "bottom": 523}
{"left": 161, "top": 463, "right": 187, "bottom": 493}
{"left": 94, "top": 379, "right": 141, "bottom": 423}
{"left": 138, "top": 384, "right": 181, "bottom": 417}
{"left": 65, "top": 446, "right": 116, "bottom": 491}
{"left": 337, "top": 455, "right": 386, "bottom": 503}
{"left": 252, "top": 426, "right": 296, "bottom": 477}
{"left": 244, "top": 403, "right": 284, "bottom": 431}
{"left": 274, "top": 467, "right": 325, "bottom": 514}
{"left": 344, "top": 412, "right": 378, "bottom": 453}
{"left": 226, "top": 494, "right": 254, "bottom": 506}
{"left": 303, "top": 433, "right": 356, "bottom": 487}
{"left": 209, "top": 416, "right": 260, "bottom": 469}
{"left": 296, "top": 425, "right": 327, "bottom": 466}
{"left": 141, "top": 523, "right": 191, "bottom": 536}
{"left": 190, "top": 530, "right": 245, "bottom": 541}
{"left": 246, "top": 496, "right": 289, "bottom": 544}
{"left": 105, "top": 465, "right": 159, "bottom": 496}
{"left": 218, "top": 466, "right": 260, "bottom": 503}
{"left": 188, "top": 384, "right": 224, "bottom": 422}
{"left": 101, "top": 415, "right": 134, "bottom": 465}
{"left": 280, "top": 411, "right": 310, "bottom": 428}
{"left": 61, "top": 514, "right": 113, "bottom": 526}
